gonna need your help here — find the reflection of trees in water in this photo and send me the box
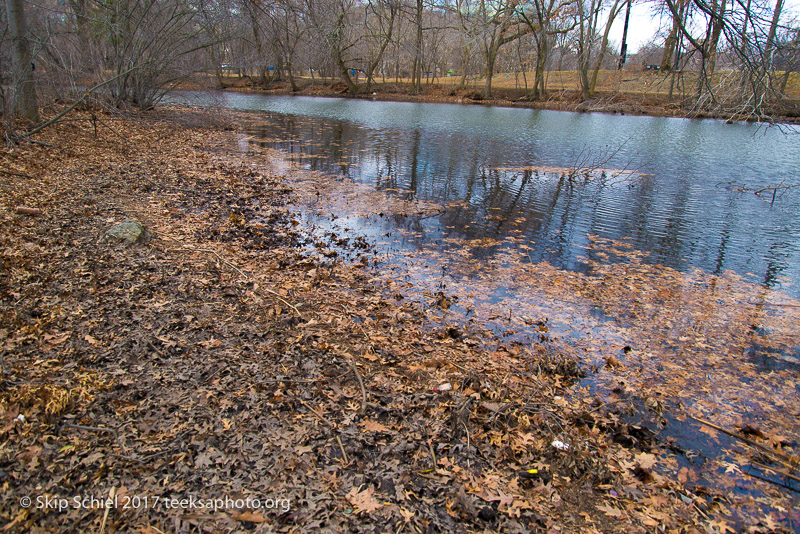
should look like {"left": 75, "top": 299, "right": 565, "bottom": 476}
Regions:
{"left": 245, "top": 112, "right": 798, "bottom": 295}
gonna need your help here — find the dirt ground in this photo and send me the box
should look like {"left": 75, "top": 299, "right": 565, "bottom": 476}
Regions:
{"left": 0, "top": 106, "right": 794, "bottom": 533}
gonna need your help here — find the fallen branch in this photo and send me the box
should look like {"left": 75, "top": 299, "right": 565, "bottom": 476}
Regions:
{"left": 15, "top": 66, "right": 139, "bottom": 141}
{"left": 753, "top": 183, "right": 800, "bottom": 195}
{"left": 165, "top": 236, "right": 305, "bottom": 320}
{"left": 689, "top": 416, "right": 798, "bottom": 468}
{"left": 190, "top": 246, "right": 250, "bottom": 280}
{"left": 745, "top": 298, "right": 800, "bottom": 308}
{"left": 743, "top": 465, "right": 800, "bottom": 494}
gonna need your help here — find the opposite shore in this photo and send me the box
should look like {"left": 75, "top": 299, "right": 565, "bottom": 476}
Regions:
{"left": 188, "top": 73, "right": 800, "bottom": 124}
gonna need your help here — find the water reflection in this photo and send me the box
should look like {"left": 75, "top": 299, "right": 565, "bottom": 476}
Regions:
{"left": 244, "top": 114, "right": 796, "bottom": 298}
{"left": 194, "top": 92, "right": 800, "bottom": 297}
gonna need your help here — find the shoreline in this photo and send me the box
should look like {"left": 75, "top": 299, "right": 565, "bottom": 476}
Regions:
{"left": 195, "top": 77, "right": 800, "bottom": 124}
{"left": 1, "top": 105, "right": 796, "bottom": 532}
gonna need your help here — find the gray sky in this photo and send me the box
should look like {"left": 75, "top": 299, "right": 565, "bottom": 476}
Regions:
{"left": 612, "top": 0, "right": 800, "bottom": 54}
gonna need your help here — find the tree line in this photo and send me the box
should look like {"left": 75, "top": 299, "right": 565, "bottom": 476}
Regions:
{"left": 1, "top": 0, "right": 798, "bottom": 124}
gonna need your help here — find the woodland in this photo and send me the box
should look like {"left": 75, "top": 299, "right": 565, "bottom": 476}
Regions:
{"left": 1, "top": 0, "right": 799, "bottom": 122}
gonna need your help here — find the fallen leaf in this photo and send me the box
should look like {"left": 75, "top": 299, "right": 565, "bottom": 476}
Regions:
{"left": 231, "top": 511, "right": 268, "bottom": 523}
{"left": 346, "top": 486, "right": 383, "bottom": 515}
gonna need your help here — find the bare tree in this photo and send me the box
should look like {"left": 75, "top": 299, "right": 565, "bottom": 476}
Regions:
{"left": 361, "top": 0, "right": 399, "bottom": 89}
{"left": 478, "top": 0, "right": 530, "bottom": 98}
{"left": 83, "top": 0, "right": 221, "bottom": 109}
{"left": 517, "top": 0, "right": 576, "bottom": 99}
{"left": 575, "top": 0, "right": 624, "bottom": 99}
{"left": 306, "top": 0, "right": 362, "bottom": 93}
{"left": 266, "top": 0, "right": 308, "bottom": 91}
{"left": 665, "top": 0, "right": 727, "bottom": 103}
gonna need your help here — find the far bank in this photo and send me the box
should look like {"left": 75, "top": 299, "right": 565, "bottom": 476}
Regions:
{"left": 181, "top": 69, "right": 800, "bottom": 124}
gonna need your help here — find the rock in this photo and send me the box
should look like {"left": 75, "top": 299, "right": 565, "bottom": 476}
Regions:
{"left": 106, "top": 219, "right": 147, "bottom": 244}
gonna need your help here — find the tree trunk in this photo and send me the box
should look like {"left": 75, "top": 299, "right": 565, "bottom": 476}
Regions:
{"left": 704, "top": 0, "right": 726, "bottom": 79}
{"left": 763, "top": 0, "right": 784, "bottom": 98}
{"left": 484, "top": 44, "right": 497, "bottom": 99}
{"left": 245, "top": 3, "right": 269, "bottom": 89}
{"left": 335, "top": 53, "right": 359, "bottom": 94}
{"left": 617, "top": 0, "right": 631, "bottom": 69}
{"left": 458, "top": 46, "right": 470, "bottom": 88}
{"left": 365, "top": 8, "right": 395, "bottom": 91}
{"left": 69, "top": 0, "right": 95, "bottom": 72}
{"left": 532, "top": 39, "right": 548, "bottom": 99}
{"left": 411, "top": 0, "right": 423, "bottom": 93}
{"left": 589, "top": 0, "right": 622, "bottom": 94}
{"left": 6, "top": 0, "right": 39, "bottom": 122}
{"left": 287, "top": 61, "right": 299, "bottom": 91}
{"left": 576, "top": 0, "right": 593, "bottom": 100}
{"left": 660, "top": 0, "right": 686, "bottom": 72}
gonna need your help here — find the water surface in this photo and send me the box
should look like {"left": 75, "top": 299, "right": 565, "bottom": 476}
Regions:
{"left": 175, "top": 92, "right": 800, "bottom": 296}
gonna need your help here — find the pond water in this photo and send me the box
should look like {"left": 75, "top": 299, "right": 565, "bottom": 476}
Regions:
{"left": 168, "top": 90, "right": 800, "bottom": 524}
{"left": 174, "top": 91, "right": 800, "bottom": 297}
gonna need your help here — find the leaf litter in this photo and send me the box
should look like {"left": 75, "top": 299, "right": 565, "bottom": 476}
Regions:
{"left": 0, "top": 105, "right": 797, "bottom": 533}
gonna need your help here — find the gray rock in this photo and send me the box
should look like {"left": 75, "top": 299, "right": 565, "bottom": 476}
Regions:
{"left": 106, "top": 219, "right": 147, "bottom": 244}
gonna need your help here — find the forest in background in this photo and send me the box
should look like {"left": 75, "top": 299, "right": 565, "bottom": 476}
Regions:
{"left": 1, "top": 0, "right": 799, "bottom": 124}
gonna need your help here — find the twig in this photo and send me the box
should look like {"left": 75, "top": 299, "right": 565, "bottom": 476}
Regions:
{"left": 446, "top": 360, "right": 469, "bottom": 372}
{"left": 15, "top": 206, "right": 40, "bottom": 216}
{"left": 97, "top": 116, "right": 133, "bottom": 146}
{"left": 751, "top": 460, "right": 800, "bottom": 485}
{"left": 112, "top": 431, "right": 189, "bottom": 463}
{"left": 689, "top": 416, "right": 797, "bottom": 467}
{"left": 427, "top": 439, "right": 437, "bottom": 470}
{"left": 0, "top": 169, "right": 33, "bottom": 179}
{"left": 300, "top": 400, "right": 335, "bottom": 428}
{"left": 262, "top": 287, "right": 304, "bottom": 319}
{"left": 64, "top": 422, "right": 118, "bottom": 439}
{"left": 100, "top": 486, "right": 116, "bottom": 534}
{"left": 299, "top": 400, "right": 349, "bottom": 463}
{"left": 147, "top": 341, "right": 164, "bottom": 357}
{"left": 112, "top": 449, "right": 172, "bottom": 464}
{"left": 462, "top": 421, "right": 471, "bottom": 470}
{"left": 336, "top": 435, "right": 350, "bottom": 464}
{"left": 348, "top": 357, "right": 367, "bottom": 413}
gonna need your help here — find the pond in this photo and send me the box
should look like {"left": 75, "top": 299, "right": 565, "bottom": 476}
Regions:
{"left": 175, "top": 91, "right": 800, "bottom": 297}
{"left": 169, "top": 90, "right": 800, "bottom": 522}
